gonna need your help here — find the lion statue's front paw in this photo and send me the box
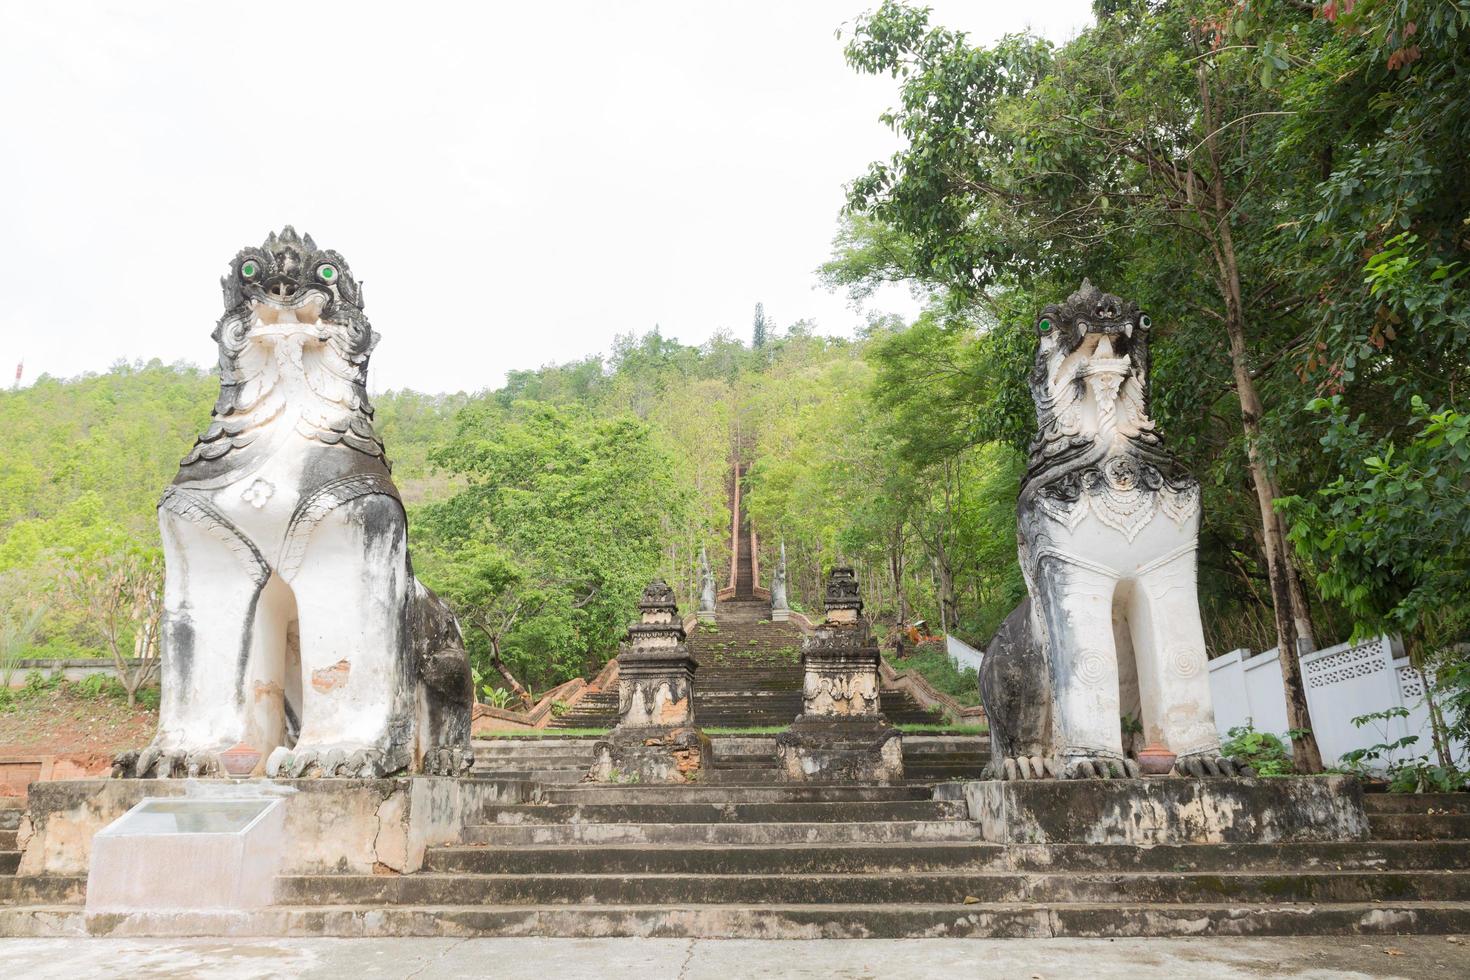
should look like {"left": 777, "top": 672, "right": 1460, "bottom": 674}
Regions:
{"left": 1174, "top": 753, "right": 1249, "bottom": 777}
{"left": 266, "top": 745, "right": 398, "bottom": 779}
{"left": 112, "top": 744, "right": 223, "bottom": 778}
{"left": 1061, "top": 755, "right": 1141, "bottom": 779}
{"left": 987, "top": 754, "right": 1061, "bottom": 780}
{"left": 421, "top": 747, "right": 475, "bottom": 776}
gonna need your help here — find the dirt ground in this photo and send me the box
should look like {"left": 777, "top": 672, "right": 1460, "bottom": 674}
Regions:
{"left": 0, "top": 685, "right": 157, "bottom": 757}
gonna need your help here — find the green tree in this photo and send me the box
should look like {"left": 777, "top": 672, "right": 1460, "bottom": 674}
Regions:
{"left": 1281, "top": 397, "right": 1470, "bottom": 768}
{"left": 415, "top": 402, "right": 688, "bottom": 690}
{"left": 839, "top": 0, "right": 1338, "bottom": 768}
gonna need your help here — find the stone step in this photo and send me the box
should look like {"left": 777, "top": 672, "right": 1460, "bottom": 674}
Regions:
{"left": 21, "top": 901, "right": 1469, "bottom": 938}
{"left": 709, "top": 759, "right": 777, "bottom": 770}
{"left": 537, "top": 785, "right": 935, "bottom": 805}
{"left": 0, "top": 809, "right": 19, "bottom": 832}
{"left": 702, "top": 769, "right": 781, "bottom": 784}
{"left": 472, "top": 770, "right": 586, "bottom": 784}
{"left": 462, "top": 820, "right": 983, "bottom": 846}
{"left": 474, "top": 739, "right": 601, "bottom": 753}
{"left": 1362, "top": 793, "right": 1470, "bottom": 814}
{"left": 0, "top": 830, "right": 16, "bottom": 851}
{"left": 427, "top": 839, "right": 1470, "bottom": 876}
{"left": 900, "top": 743, "right": 989, "bottom": 754}
{"left": 480, "top": 800, "right": 965, "bottom": 825}
{"left": 273, "top": 869, "right": 1470, "bottom": 907}
{"left": 0, "top": 853, "right": 18, "bottom": 876}
{"left": 0, "top": 876, "right": 84, "bottom": 905}
{"left": 1369, "top": 813, "right": 1470, "bottom": 840}
{"left": 472, "top": 753, "right": 597, "bottom": 768}
{"left": 464, "top": 764, "right": 590, "bottom": 775}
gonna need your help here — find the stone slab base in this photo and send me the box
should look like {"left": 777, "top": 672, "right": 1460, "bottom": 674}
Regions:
{"left": 3, "top": 901, "right": 1468, "bottom": 939}
{"left": 591, "top": 727, "right": 712, "bottom": 784}
{"left": 936, "top": 775, "right": 1369, "bottom": 845}
{"left": 771, "top": 608, "right": 790, "bottom": 622}
{"left": 775, "top": 717, "right": 903, "bottom": 784}
{"left": 18, "top": 776, "right": 537, "bottom": 878}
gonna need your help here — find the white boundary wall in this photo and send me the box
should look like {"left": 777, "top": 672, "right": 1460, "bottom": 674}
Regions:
{"left": 1208, "top": 634, "right": 1466, "bottom": 770}
{"left": 946, "top": 634, "right": 985, "bottom": 674}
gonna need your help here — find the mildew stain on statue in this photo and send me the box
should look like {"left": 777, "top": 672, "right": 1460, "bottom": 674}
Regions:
{"left": 980, "top": 282, "right": 1245, "bottom": 781}
{"left": 114, "top": 227, "right": 474, "bottom": 780}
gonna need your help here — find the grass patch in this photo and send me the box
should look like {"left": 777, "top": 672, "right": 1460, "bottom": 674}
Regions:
{"left": 897, "top": 722, "right": 988, "bottom": 736}
{"left": 479, "top": 727, "right": 610, "bottom": 738}
{"left": 889, "top": 643, "right": 981, "bottom": 706}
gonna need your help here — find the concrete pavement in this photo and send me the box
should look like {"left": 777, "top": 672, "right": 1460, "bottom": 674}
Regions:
{"left": 0, "top": 936, "right": 1465, "bottom": 979}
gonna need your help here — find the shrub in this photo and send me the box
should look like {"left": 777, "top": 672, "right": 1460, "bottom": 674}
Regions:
{"left": 1221, "top": 722, "right": 1303, "bottom": 777}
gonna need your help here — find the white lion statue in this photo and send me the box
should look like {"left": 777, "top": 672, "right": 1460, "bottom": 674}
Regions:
{"left": 980, "top": 282, "right": 1243, "bottom": 780}
{"left": 115, "top": 227, "right": 473, "bottom": 779}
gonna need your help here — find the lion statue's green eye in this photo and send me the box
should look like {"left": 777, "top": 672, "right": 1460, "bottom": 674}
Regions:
{"left": 317, "top": 264, "right": 338, "bottom": 282}
{"left": 241, "top": 260, "right": 258, "bottom": 278}
{"left": 1039, "top": 318, "right": 1052, "bottom": 333}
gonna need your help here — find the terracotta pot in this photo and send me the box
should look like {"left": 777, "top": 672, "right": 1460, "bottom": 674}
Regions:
{"left": 219, "top": 742, "right": 261, "bottom": 778}
{"left": 1135, "top": 745, "right": 1177, "bottom": 776}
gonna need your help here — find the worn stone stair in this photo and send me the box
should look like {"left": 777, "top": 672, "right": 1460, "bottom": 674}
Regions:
{"left": 4, "top": 782, "right": 1470, "bottom": 937}
{"left": 0, "top": 801, "right": 20, "bottom": 876}
{"left": 0, "top": 799, "right": 21, "bottom": 875}
{"left": 470, "top": 737, "right": 601, "bottom": 784}
{"left": 545, "top": 689, "right": 619, "bottom": 730}
{"left": 1364, "top": 791, "right": 1470, "bottom": 841}
{"left": 259, "top": 782, "right": 1470, "bottom": 937}
{"left": 550, "top": 608, "right": 945, "bottom": 732}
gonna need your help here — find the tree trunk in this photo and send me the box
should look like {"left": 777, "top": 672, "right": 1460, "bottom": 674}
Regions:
{"left": 890, "top": 534, "right": 907, "bottom": 628}
{"left": 1198, "top": 62, "right": 1324, "bottom": 773}
{"left": 488, "top": 636, "right": 532, "bottom": 707}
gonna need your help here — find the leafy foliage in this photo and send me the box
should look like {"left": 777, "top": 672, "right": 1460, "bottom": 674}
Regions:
{"left": 416, "top": 402, "right": 687, "bottom": 690}
{"left": 1221, "top": 722, "right": 1303, "bottom": 778}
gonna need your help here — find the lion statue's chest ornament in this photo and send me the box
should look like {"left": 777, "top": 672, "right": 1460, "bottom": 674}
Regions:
{"left": 978, "top": 282, "right": 1246, "bottom": 781}
{"left": 114, "top": 227, "right": 473, "bottom": 780}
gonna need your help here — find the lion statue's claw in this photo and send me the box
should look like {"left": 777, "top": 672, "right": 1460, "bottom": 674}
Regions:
{"left": 1175, "top": 754, "right": 1246, "bottom": 778}
{"left": 1062, "top": 755, "right": 1132, "bottom": 780}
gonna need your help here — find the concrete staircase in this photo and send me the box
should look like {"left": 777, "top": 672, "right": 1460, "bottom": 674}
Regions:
{"left": 2, "top": 781, "right": 1468, "bottom": 936}
{"left": 471, "top": 738, "right": 601, "bottom": 784}
{"left": 1363, "top": 789, "right": 1470, "bottom": 840}
{"left": 549, "top": 616, "right": 940, "bottom": 731}
{"left": 0, "top": 800, "right": 20, "bottom": 876}
{"left": 244, "top": 788, "right": 1470, "bottom": 936}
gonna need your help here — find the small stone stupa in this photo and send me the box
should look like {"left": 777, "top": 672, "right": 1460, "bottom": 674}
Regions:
{"left": 775, "top": 568, "right": 903, "bottom": 783}
{"left": 590, "top": 580, "right": 711, "bottom": 782}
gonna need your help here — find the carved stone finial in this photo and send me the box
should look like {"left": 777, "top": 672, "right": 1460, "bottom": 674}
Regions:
{"left": 824, "top": 567, "right": 862, "bottom": 623}
{"left": 639, "top": 579, "right": 679, "bottom": 620}
{"left": 630, "top": 578, "right": 684, "bottom": 641}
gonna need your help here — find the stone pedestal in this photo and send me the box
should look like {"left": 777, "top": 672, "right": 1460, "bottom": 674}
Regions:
{"left": 936, "top": 775, "right": 1369, "bottom": 845}
{"left": 19, "top": 776, "right": 535, "bottom": 879}
{"left": 771, "top": 608, "right": 791, "bottom": 623}
{"left": 590, "top": 726, "right": 713, "bottom": 783}
{"left": 777, "top": 715, "right": 903, "bottom": 784}
{"left": 775, "top": 569, "right": 902, "bottom": 784}
{"left": 591, "top": 581, "right": 711, "bottom": 783}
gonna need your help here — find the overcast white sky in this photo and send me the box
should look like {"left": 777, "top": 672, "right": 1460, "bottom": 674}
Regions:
{"left": 0, "top": 1, "right": 1092, "bottom": 395}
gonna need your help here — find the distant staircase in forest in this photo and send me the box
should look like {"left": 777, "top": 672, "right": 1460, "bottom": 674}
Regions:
{"left": 549, "top": 438, "right": 942, "bottom": 734}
